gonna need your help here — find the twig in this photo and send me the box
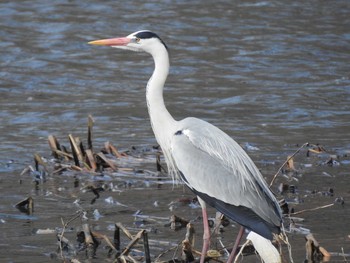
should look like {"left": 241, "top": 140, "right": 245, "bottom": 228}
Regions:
{"left": 48, "top": 135, "right": 61, "bottom": 159}
{"left": 87, "top": 115, "right": 94, "bottom": 150}
{"left": 114, "top": 223, "right": 121, "bottom": 254}
{"left": 91, "top": 231, "right": 117, "bottom": 252}
{"left": 269, "top": 142, "right": 309, "bottom": 187}
{"left": 121, "top": 229, "right": 145, "bottom": 256}
{"left": 58, "top": 211, "right": 83, "bottom": 260}
{"left": 143, "top": 231, "right": 151, "bottom": 263}
{"left": 341, "top": 247, "right": 349, "bottom": 262}
{"left": 154, "top": 241, "right": 182, "bottom": 262}
{"left": 34, "top": 153, "right": 48, "bottom": 172}
{"left": 116, "top": 222, "right": 134, "bottom": 240}
{"left": 85, "top": 149, "right": 97, "bottom": 171}
{"left": 15, "top": 196, "right": 34, "bottom": 215}
{"left": 82, "top": 220, "right": 95, "bottom": 258}
{"left": 97, "top": 152, "right": 117, "bottom": 171}
{"left": 233, "top": 239, "right": 251, "bottom": 263}
{"left": 290, "top": 203, "right": 334, "bottom": 215}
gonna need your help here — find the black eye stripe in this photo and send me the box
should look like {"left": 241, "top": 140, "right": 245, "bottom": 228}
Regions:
{"left": 135, "top": 31, "right": 160, "bottom": 39}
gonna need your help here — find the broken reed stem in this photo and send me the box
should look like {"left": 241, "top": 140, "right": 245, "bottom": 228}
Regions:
{"left": 156, "top": 152, "right": 161, "bottom": 172}
{"left": 87, "top": 115, "right": 94, "bottom": 150}
{"left": 15, "top": 196, "right": 34, "bottom": 214}
{"left": 58, "top": 211, "right": 82, "bottom": 260}
{"left": 121, "top": 229, "right": 145, "bottom": 256}
{"left": 106, "top": 141, "right": 124, "bottom": 158}
{"left": 53, "top": 149, "right": 73, "bottom": 159}
{"left": 85, "top": 149, "right": 97, "bottom": 171}
{"left": 182, "top": 223, "right": 195, "bottom": 262}
{"left": 185, "top": 223, "right": 195, "bottom": 245}
{"left": 170, "top": 214, "right": 189, "bottom": 230}
{"left": 34, "top": 153, "right": 48, "bottom": 172}
{"left": 341, "top": 247, "right": 348, "bottom": 262}
{"left": 91, "top": 231, "right": 117, "bottom": 252}
{"left": 269, "top": 142, "right": 309, "bottom": 187}
{"left": 114, "top": 223, "right": 121, "bottom": 254}
{"left": 233, "top": 239, "right": 251, "bottom": 263}
{"left": 48, "top": 135, "right": 60, "bottom": 159}
{"left": 116, "top": 222, "right": 134, "bottom": 240}
{"left": 97, "top": 152, "right": 117, "bottom": 171}
{"left": 82, "top": 222, "right": 95, "bottom": 259}
{"left": 290, "top": 203, "right": 334, "bottom": 216}
{"left": 154, "top": 242, "right": 182, "bottom": 262}
{"left": 69, "top": 134, "right": 82, "bottom": 166}
{"left": 143, "top": 231, "right": 151, "bottom": 263}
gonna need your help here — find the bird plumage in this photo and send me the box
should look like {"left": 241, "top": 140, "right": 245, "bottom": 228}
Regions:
{"left": 89, "top": 30, "right": 282, "bottom": 261}
{"left": 171, "top": 117, "right": 281, "bottom": 238}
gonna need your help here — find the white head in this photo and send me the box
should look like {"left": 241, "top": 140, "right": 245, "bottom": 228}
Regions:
{"left": 88, "top": 30, "right": 168, "bottom": 54}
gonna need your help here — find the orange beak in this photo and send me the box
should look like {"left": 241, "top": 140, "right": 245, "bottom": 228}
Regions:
{"left": 88, "top": 37, "right": 131, "bottom": 46}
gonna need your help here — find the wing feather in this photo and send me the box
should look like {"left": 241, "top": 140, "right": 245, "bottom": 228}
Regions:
{"left": 171, "top": 117, "right": 281, "bottom": 228}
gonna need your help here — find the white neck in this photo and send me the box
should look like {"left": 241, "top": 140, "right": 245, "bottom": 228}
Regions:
{"left": 146, "top": 45, "right": 176, "bottom": 138}
{"left": 146, "top": 44, "right": 178, "bottom": 177}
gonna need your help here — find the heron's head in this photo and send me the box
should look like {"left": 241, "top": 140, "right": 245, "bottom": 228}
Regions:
{"left": 88, "top": 30, "right": 167, "bottom": 54}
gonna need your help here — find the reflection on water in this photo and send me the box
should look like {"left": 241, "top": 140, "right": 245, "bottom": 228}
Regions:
{"left": 1, "top": 0, "right": 349, "bottom": 262}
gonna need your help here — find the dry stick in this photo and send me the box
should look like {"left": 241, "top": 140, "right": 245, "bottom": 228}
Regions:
{"left": 104, "top": 141, "right": 112, "bottom": 154}
{"left": 290, "top": 203, "right": 334, "bottom": 216}
{"left": 114, "top": 223, "right": 121, "bottom": 256}
{"left": 71, "top": 165, "right": 83, "bottom": 171}
{"left": 269, "top": 142, "right": 309, "bottom": 187}
{"left": 170, "top": 214, "right": 189, "bottom": 230}
{"left": 305, "top": 233, "right": 320, "bottom": 262}
{"left": 58, "top": 211, "right": 82, "bottom": 260}
{"left": 157, "top": 247, "right": 178, "bottom": 262}
{"left": 116, "top": 222, "right": 134, "bottom": 240}
{"left": 233, "top": 239, "right": 251, "bottom": 263}
{"left": 69, "top": 134, "right": 81, "bottom": 166}
{"left": 91, "top": 231, "right": 117, "bottom": 252}
{"left": 58, "top": 235, "right": 76, "bottom": 252}
{"left": 15, "top": 196, "right": 34, "bottom": 214}
{"left": 143, "top": 231, "right": 151, "bottom": 263}
{"left": 20, "top": 165, "right": 34, "bottom": 176}
{"left": 268, "top": 143, "right": 311, "bottom": 263}
{"left": 182, "top": 223, "right": 196, "bottom": 262}
{"left": 97, "top": 152, "right": 117, "bottom": 171}
{"left": 121, "top": 229, "right": 145, "bottom": 256}
{"left": 85, "top": 149, "right": 97, "bottom": 171}
{"left": 185, "top": 223, "right": 195, "bottom": 245}
{"left": 53, "top": 149, "right": 73, "bottom": 160}
{"left": 182, "top": 240, "right": 195, "bottom": 262}
{"left": 156, "top": 152, "right": 162, "bottom": 172}
{"left": 77, "top": 137, "right": 86, "bottom": 159}
{"left": 109, "top": 142, "right": 126, "bottom": 158}
{"left": 34, "top": 153, "right": 48, "bottom": 172}
{"left": 82, "top": 221, "right": 95, "bottom": 259}
{"left": 48, "top": 135, "right": 60, "bottom": 158}
{"left": 341, "top": 247, "right": 349, "bottom": 262}
{"left": 156, "top": 151, "right": 167, "bottom": 173}
{"left": 87, "top": 115, "right": 94, "bottom": 151}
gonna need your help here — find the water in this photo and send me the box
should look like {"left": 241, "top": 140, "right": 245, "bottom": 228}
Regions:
{"left": 1, "top": 1, "right": 350, "bottom": 262}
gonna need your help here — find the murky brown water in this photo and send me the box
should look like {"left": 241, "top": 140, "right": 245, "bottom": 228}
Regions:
{"left": 1, "top": 1, "right": 350, "bottom": 262}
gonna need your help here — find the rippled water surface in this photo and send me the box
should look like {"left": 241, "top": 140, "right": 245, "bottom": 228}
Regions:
{"left": 1, "top": 1, "right": 350, "bottom": 262}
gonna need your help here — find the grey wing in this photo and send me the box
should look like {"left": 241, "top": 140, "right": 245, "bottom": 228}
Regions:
{"left": 170, "top": 117, "right": 281, "bottom": 236}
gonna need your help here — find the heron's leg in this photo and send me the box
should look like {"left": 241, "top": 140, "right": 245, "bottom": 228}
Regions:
{"left": 200, "top": 206, "right": 210, "bottom": 263}
{"left": 197, "top": 197, "right": 209, "bottom": 263}
{"left": 226, "top": 226, "right": 245, "bottom": 263}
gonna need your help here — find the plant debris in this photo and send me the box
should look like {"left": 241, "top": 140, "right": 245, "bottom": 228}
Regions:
{"left": 16, "top": 116, "right": 349, "bottom": 262}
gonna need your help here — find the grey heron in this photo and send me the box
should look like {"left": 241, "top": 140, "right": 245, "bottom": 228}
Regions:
{"left": 89, "top": 30, "right": 282, "bottom": 262}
